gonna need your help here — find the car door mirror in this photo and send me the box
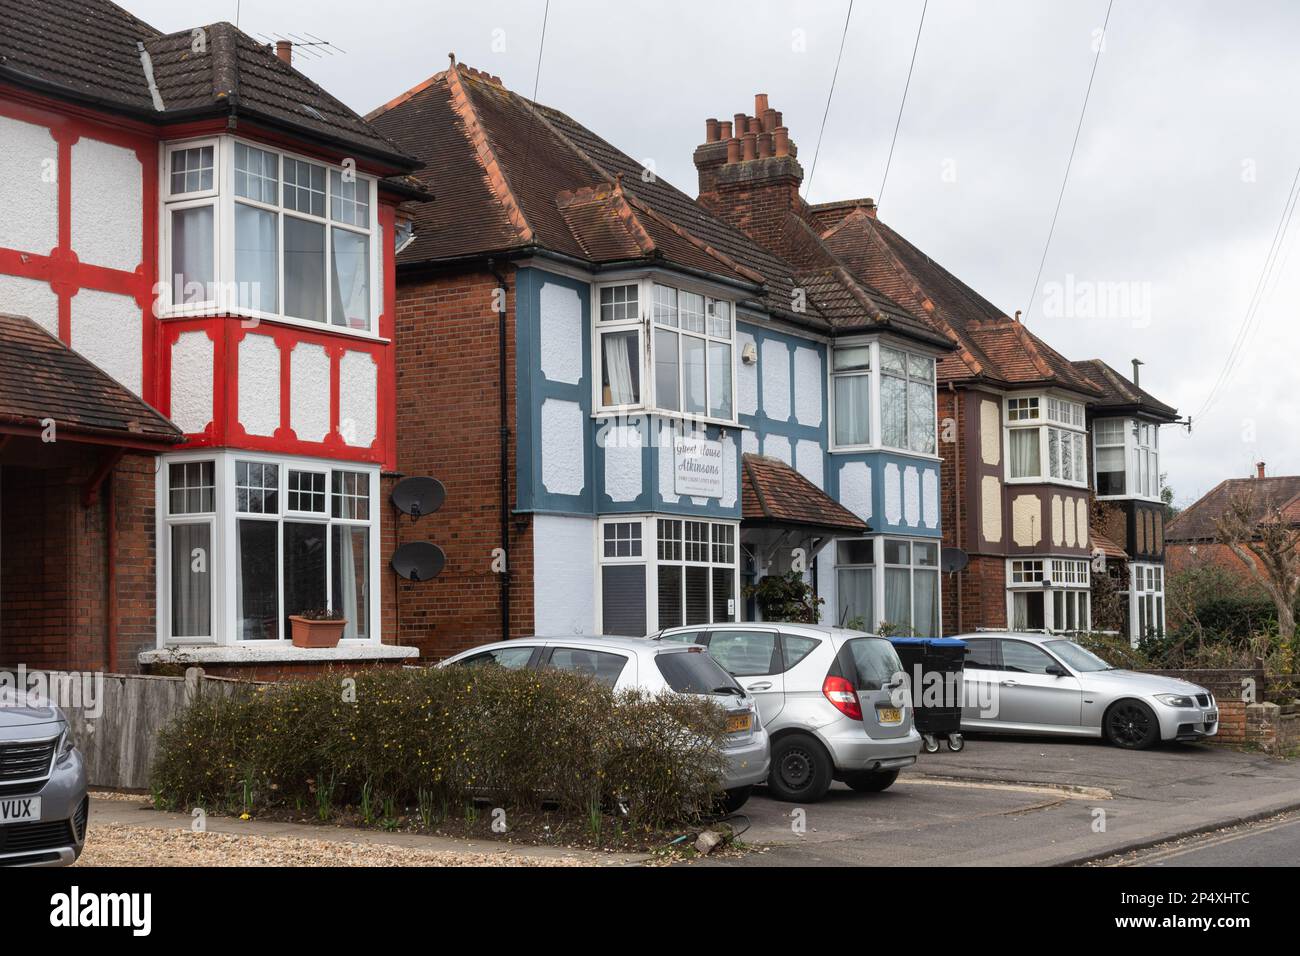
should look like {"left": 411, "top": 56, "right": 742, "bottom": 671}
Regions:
{"left": 1045, "top": 664, "right": 1069, "bottom": 677}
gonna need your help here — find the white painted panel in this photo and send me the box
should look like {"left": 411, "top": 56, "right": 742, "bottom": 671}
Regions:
{"left": 793, "top": 346, "right": 823, "bottom": 427}
{"left": 720, "top": 433, "right": 738, "bottom": 509}
{"left": 795, "top": 438, "right": 823, "bottom": 489}
{"left": 539, "top": 281, "right": 582, "bottom": 385}
{"left": 903, "top": 465, "right": 920, "bottom": 526}
{"left": 884, "top": 462, "right": 902, "bottom": 525}
{"left": 603, "top": 422, "right": 642, "bottom": 503}
{"left": 763, "top": 433, "right": 791, "bottom": 465}
{"left": 238, "top": 334, "right": 280, "bottom": 437}
{"left": 533, "top": 514, "right": 596, "bottom": 636}
{"left": 981, "top": 476, "right": 1002, "bottom": 543}
{"left": 169, "top": 331, "right": 213, "bottom": 434}
{"left": 71, "top": 137, "right": 142, "bottom": 272}
{"left": 1051, "top": 495, "right": 1065, "bottom": 547}
{"left": 1012, "top": 495, "right": 1042, "bottom": 547}
{"left": 339, "top": 350, "right": 378, "bottom": 447}
{"left": 736, "top": 330, "right": 758, "bottom": 416}
{"left": 0, "top": 274, "right": 58, "bottom": 336}
{"left": 980, "top": 399, "right": 1001, "bottom": 466}
{"left": 922, "top": 469, "right": 939, "bottom": 528}
{"left": 540, "top": 398, "right": 584, "bottom": 496}
{"left": 0, "top": 116, "right": 57, "bottom": 256}
{"left": 1076, "top": 498, "right": 1090, "bottom": 549}
{"left": 839, "top": 461, "right": 872, "bottom": 522}
{"left": 70, "top": 289, "right": 141, "bottom": 395}
{"left": 741, "top": 429, "right": 759, "bottom": 458}
{"left": 760, "top": 339, "right": 790, "bottom": 422}
{"left": 657, "top": 419, "right": 679, "bottom": 504}
{"left": 290, "top": 343, "right": 330, "bottom": 442}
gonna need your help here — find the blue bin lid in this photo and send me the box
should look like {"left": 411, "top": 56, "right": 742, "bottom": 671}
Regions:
{"left": 888, "top": 637, "right": 967, "bottom": 647}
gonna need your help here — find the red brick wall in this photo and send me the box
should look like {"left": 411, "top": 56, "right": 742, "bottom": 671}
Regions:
{"left": 391, "top": 266, "right": 534, "bottom": 661}
{"left": 0, "top": 447, "right": 157, "bottom": 674}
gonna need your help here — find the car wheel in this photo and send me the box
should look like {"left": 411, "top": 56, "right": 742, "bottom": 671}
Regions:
{"left": 1105, "top": 699, "right": 1160, "bottom": 749}
{"left": 767, "top": 734, "right": 833, "bottom": 802}
{"left": 842, "top": 769, "right": 900, "bottom": 793}
{"left": 718, "top": 786, "right": 753, "bottom": 814}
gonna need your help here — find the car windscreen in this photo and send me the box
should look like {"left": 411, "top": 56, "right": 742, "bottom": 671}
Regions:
{"left": 1044, "top": 640, "right": 1112, "bottom": 672}
{"left": 655, "top": 649, "right": 740, "bottom": 695}
{"left": 843, "top": 638, "right": 903, "bottom": 690}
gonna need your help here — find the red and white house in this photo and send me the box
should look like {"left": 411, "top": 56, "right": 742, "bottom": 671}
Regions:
{"left": 0, "top": 1, "right": 426, "bottom": 676}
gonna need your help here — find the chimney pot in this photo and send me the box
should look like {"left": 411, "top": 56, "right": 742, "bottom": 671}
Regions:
{"left": 705, "top": 118, "right": 720, "bottom": 142}
{"left": 774, "top": 127, "right": 790, "bottom": 157}
{"left": 275, "top": 39, "right": 292, "bottom": 64}
{"left": 762, "top": 108, "right": 777, "bottom": 132}
{"left": 747, "top": 116, "right": 761, "bottom": 135}
{"left": 1257, "top": 461, "right": 1266, "bottom": 479}
{"left": 720, "top": 120, "right": 733, "bottom": 139}
{"left": 1131, "top": 358, "right": 1144, "bottom": 386}
{"left": 773, "top": 110, "right": 783, "bottom": 128}
{"left": 755, "top": 93, "right": 769, "bottom": 116}
{"left": 725, "top": 136, "right": 741, "bottom": 164}
{"left": 757, "top": 133, "right": 773, "bottom": 159}
{"left": 734, "top": 112, "right": 747, "bottom": 134}
{"left": 742, "top": 132, "right": 757, "bottom": 162}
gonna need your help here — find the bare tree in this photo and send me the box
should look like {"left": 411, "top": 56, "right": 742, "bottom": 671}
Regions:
{"left": 1214, "top": 490, "right": 1300, "bottom": 653}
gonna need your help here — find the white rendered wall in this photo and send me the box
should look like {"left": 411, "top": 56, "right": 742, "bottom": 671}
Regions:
{"left": 533, "top": 514, "right": 596, "bottom": 636}
{"left": 0, "top": 116, "right": 58, "bottom": 256}
{"left": 339, "top": 350, "right": 378, "bottom": 447}
{"left": 169, "top": 331, "right": 213, "bottom": 434}
{"left": 238, "top": 334, "right": 280, "bottom": 437}
{"left": 70, "top": 289, "right": 142, "bottom": 395}
{"left": 71, "top": 137, "right": 142, "bottom": 273}
{"left": 290, "top": 343, "right": 331, "bottom": 442}
{"left": 0, "top": 274, "right": 58, "bottom": 337}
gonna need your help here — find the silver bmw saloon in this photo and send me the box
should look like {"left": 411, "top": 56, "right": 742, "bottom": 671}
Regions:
{"left": 957, "top": 632, "right": 1218, "bottom": 749}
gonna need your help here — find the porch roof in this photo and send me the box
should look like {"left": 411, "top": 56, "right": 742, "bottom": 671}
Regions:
{"left": 1090, "top": 528, "right": 1128, "bottom": 561}
{"left": 0, "top": 313, "right": 183, "bottom": 448}
{"left": 741, "top": 453, "right": 868, "bottom": 536}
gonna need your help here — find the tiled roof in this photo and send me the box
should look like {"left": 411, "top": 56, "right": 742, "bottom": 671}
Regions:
{"left": 0, "top": 313, "right": 182, "bottom": 445}
{"left": 1090, "top": 528, "right": 1128, "bottom": 560}
{"left": 367, "top": 61, "right": 942, "bottom": 343}
{"left": 0, "top": 1, "right": 416, "bottom": 167}
{"left": 1071, "top": 359, "right": 1179, "bottom": 421}
{"left": 1166, "top": 476, "right": 1300, "bottom": 543}
{"left": 741, "top": 453, "right": 868, "bottom": 534}
{"left": 818, "top": 207, "right": 1104, "bottom": 396}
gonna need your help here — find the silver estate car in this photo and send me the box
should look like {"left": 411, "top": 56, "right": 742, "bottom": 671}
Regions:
{"left": 439, "top": 636, "right": 769, "bottom": 811}
{"left": 0, "top": 690, "right": 88, "bottom": 866}
{"left": 957, "top": 632, "right": 1219, "bottom": 749}
{"left": 657, "top": 623, "right": 921, "bottom": 802}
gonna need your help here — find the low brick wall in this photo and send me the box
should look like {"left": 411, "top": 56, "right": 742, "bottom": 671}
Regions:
{"left": 1138, "top": 667, "right": 1298, "bottom": 750}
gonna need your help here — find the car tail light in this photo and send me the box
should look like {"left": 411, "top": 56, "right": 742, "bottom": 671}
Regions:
{"left": 822, "top": 675, "right": 862, "bottom": 720}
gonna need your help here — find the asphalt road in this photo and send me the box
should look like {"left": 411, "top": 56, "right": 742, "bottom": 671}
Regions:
{"left": 706, "top": 735, "right": 1300, "bottom": 866}
{"left": 1096, "top": 811, "right": 1300, "bottom": 867}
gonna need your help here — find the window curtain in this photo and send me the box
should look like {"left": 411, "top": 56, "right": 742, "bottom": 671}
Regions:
{"left": 170, "top": 524, "right": 211, "bottom": 637}
{"left": 1009, "top": 429, "right": 1040, "bottom": 478}
{"left": 284, "top": 217, "right": 326, "bottom": 323}
{"left": 682, "top": 336, "right": 707, "bottom": 415}
{"left": 835, "top": 375, "right": 870, "bottom": 445}
{"left": 884, "top": 568, "right": 911, "bottom": 632}
{"left": 836, "top": 568, "right": 874, "bottom": 629}
{"left": 332, "top": 526, "right": 368, "bottom": 640}
{"left": 602, "top": 331, "right": 637, "bottom": 405}
{"left": 881, "top": 375, "right": 906, "bottom": 447}
{"left": 172, "top": 206, "right": 214, "bottom": 303}
{"left": 914, "top": 569, "right": 939, "bottom": 637}
{"left": 235, "top": 204, "right": 278, "bottom": 312}
{"left": 330, "top": 228, "right": 370, "bottom": 329}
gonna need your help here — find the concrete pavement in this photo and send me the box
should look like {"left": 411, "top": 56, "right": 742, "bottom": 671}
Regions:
{"left": 711, "top": 735, "right": 1300, "bottom": 866}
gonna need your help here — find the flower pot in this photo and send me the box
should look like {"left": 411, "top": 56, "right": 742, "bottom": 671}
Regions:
{"left": 289, "top": 616, "right": 346, "bottom": 649}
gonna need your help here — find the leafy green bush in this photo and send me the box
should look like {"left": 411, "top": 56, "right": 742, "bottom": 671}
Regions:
{"left": 744, "top": 571, "right": 823, "bottom": 623}
{"left": 151, "top": 665, "right": 728, "bottom": 831}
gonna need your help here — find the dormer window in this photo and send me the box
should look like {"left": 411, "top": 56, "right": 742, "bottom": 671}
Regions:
{"left": 161, "top": 136, "right": 378, "bottom": 334}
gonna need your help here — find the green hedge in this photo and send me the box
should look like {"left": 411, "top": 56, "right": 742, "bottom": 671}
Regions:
{"left": 151, "top": 666, "right": 728, "bottom": 830}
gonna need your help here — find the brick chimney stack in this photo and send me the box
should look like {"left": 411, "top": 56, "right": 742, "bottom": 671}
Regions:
{"left": 694, "top": 92, "right": 806, "bottom": 253}
{"left": 1256, "top": 461, "right": 1266, "bottom": 479}
{"left": 275, "top": 40, "right": 292, "bottom": 64}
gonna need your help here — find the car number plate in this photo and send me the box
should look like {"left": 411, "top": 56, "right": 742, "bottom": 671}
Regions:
{"left": 876, "top": 707, "right": 902, "bottom": 724}
{"left": 0, "top": 797, "right": 41, "bottom": 823}
{"left": 726, "top": 713, "right": 752, "bottom": 733}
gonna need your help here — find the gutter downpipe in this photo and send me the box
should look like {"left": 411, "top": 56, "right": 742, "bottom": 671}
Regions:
{"left": 487, "top": 259, "right": 511, "bottom": 642}
{"left": 949, "top": 381, "right": 962, "bottom": 636}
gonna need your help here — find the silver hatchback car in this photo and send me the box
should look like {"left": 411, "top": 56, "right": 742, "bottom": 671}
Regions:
{"left": 657, "top": 624, "right": 921, "bottom": 802}
{"left": 439, "top": 636, "right": 769, "bottom": 811}
{"left": 957, "top": 632, "right": 1219, "bottom": 748}
{"left": 0, "top": 689, "right": 88, "bottom": 866}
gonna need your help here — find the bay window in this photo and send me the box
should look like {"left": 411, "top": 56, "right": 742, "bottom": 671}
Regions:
{"left": 597, "top": 515, "right": 739, "bottom": 635}
{"left": 1005, "top": 394, "right": 1087, "bottom": 485}
{"left": 1092, "top": 417, "right": 1162, "bottom": 500}
{"left": 1131, "top": 563, "right": 1165, "bottom": 641}
{"left": 884, "top": 539, "right": 940, "bottom": 635}
{"left": 161, "top": 453, "right": 379, "bottom": 647}
{"left": 1094, "top": 418, "right": 1126, "bottom": 495}
{"left": 162, "top": 137, "right": 377, "bottom": 332}
{"left": 830, "top": 342, "right": 936, "bottom": 452}
{"left": 1007, "top": 558, "right": 1091, "bottom": 633}
{"left": 595, "top": 279, "right": 736, "bottom": 421}
{"left": 881, "top": 347, "right": 936, "bottom": 453}
{"left": 832, "top": 346, "right": 871, "bottom": 446}
{"left": 833, "top": 538, "right": 875, "bottom": 628}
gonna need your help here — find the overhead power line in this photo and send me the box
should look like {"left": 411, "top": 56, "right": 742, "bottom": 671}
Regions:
{"left": 877, "top": 0, "right": 929, "bottom": 209}
{"left": 804, "top": 0, "right": 855, "bottom": 200}
{"left": 1023, "top": 0, "right": 1115, "bottom": 321}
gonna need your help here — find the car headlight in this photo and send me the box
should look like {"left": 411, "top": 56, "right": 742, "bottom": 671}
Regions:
{"left": 1155, "top": 694, "right": 1195, "bottom": 708}
{"left": 57, "top": 727, "right": 76, "bottom": 761}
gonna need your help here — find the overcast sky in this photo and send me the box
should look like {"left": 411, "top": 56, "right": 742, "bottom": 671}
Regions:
{"left": 132, "top": 0, "right": 1300, "bottom": 506}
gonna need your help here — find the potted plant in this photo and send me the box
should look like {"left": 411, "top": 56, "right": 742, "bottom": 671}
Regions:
{"left": 289, "top": 608, "right": 347, "bottom": 649}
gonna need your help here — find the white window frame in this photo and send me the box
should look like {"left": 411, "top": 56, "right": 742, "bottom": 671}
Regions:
{"left": 1093, "top": 417, "right": 1163, "bottom": 502}
{"left": 591, "top": 276, "right": 739, "bottom": 426}
{"left": 162, "top": 459, "right": 217, "bottom": 642}
{"left": 830, "top": 535, "right": 941, "bottom": 634}
{"left": 155, "top": 449, "right": 382, "bottom": 649}
{"left": 594, "top": 514, "right": 740, "bottom": 634}
{"left": 159, "top": 136, "right": 381, "bottom": 339}
{"left": 1004, "top": 393, "right": 1088, "bottom": 487}
{"left": 828, "top": 340, "right": 940, "bottom": 456}
{"left": 1093, "top": 417, "right": 1127, "bottom": 497}
{"left": 1005, "top": 558, "right": 1092, "bottom": 633}
{"left": 1129, "top": 562, "right": 1165, "bottom": 643}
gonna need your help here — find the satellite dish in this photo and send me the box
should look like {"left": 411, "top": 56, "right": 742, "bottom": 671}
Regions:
{"left": 390, "top": 476, "right": 445, "bottom": 519}
{"left": 390, "top": 542, "right": 445, "bottom": 582}
{"left": 940, "top": 546, "right": 969, "bottom": 574}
